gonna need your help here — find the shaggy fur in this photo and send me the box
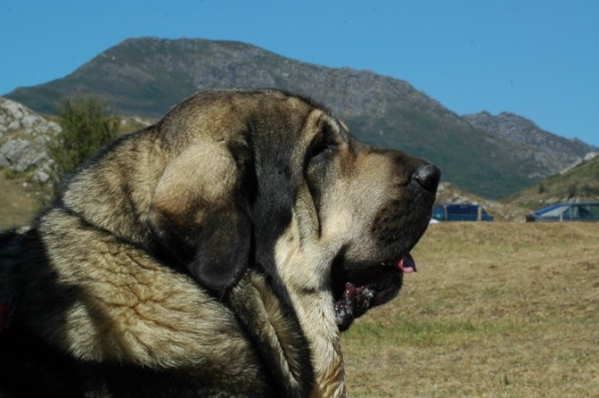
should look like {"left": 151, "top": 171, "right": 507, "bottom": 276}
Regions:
{"left": 0, "top": 89, "right": 439, "bottom": 397}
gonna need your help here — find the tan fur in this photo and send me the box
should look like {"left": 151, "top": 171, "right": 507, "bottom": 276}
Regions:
{"left": 274, "top": 214, "right": 345, "bottom": 397}
{"left": 37, "top": 208, "right": 262, "bottom": 385}
{"left": 228, "top": 272, "right": 305, "bottom": 390}
{"left": 1, "top": 89, "right": 439, "bottom": 397}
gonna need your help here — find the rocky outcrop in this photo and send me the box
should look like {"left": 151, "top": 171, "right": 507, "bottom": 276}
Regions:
{"left": 464, "top": 111, "right": 598, "bottom": 178}
{"left": 0, "top": 98, "right": 61, "bottom": 184}
{"left": 559, "top": 151, "right": 599, "bottom": 174}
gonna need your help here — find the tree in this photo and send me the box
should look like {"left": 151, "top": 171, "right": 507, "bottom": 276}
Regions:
{"left": 48, "top": 97, "right": 120, "bottom": 188}
{"left": 567, "top": 184, "right": 578, "bottom": 200}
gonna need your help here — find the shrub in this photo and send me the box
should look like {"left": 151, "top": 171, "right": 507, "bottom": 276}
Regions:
{"left": 4, "top": 169, "right": 20, "bottom": 180}
{"left": 567, "top": 184, "right": 577, "bottom": 199}
{"left": 537, "top": 183, "right": 545, "bottom": 194}
{"left": 48, "top": 97, "right": 120, "bottom": 188}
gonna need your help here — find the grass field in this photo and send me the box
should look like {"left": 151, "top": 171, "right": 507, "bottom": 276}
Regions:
{"left": 343, "top": 222, "right": 598, "bottom": 397}
{"left": 0, "top": 171, "right": 41, "bottom": 229}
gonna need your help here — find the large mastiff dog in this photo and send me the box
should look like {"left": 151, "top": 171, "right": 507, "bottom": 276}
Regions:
{"left": 0, "top": 89, "right": 439, "bottom": 397}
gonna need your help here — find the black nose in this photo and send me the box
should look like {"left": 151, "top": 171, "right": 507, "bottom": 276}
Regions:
{"left": 413, "top": 164, "right": 441, "bottom": 192}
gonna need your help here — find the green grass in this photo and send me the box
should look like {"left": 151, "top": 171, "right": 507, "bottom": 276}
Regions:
{"left": 343, "top": 223, "right": 599, "bottom": 397}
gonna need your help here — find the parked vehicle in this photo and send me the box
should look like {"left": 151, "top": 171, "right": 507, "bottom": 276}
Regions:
{"left": 525, "top": 202, "right": 599, "bottom": 222}
{"left": 430, "top": 203, "right": 494, "bottom": 222}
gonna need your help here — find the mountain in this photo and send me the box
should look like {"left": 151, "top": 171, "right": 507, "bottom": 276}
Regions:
{"left": 4, "top": 37, "right": 597, "bottom": 199}
{"left": 463, "top": 111, "right": 594, "bottom": 179}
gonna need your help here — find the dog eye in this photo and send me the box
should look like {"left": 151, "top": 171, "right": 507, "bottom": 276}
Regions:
{"left": 308, "top": 137, "right": 338, "bottom": 161}
{"left": 309, "top": 140, "right": 336, "bottom": 161}
{"left": 307, "top": 128, "right": 338, "bottom": 163}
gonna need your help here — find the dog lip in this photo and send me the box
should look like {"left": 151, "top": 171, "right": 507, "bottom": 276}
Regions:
{"left": 335, "top": 254, "right": 413, "bottom": 330}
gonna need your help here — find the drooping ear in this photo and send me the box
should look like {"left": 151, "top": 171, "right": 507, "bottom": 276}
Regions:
{"left": 147, "top": 140, "right": 253, "bottom": 292}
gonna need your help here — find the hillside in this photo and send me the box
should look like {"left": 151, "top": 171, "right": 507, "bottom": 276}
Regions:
{"left": 0, "top": 98, "right": 152, "bottom": 229}
{"left": 464, "top": 111, "right": 594, "bottom": 178}
{"left": 4, "top": 37, "right": 597, "bottom": 198}
{"left": 506, "top": 153, "right": 599, "bottom": 209}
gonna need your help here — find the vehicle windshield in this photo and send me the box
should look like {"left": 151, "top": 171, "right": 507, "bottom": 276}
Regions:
{"left": 447, "top": 205, "right": 477, "bottom": 214}
{"left": 535, "top": 204, "right": 569, "bottom": 217}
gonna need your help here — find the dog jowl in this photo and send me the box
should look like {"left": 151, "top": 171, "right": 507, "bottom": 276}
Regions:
{"left": 0, "top": 89, "right": 439, "bottom": 398}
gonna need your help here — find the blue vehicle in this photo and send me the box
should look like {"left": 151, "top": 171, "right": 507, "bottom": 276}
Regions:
{"left": 525, "top": 202, "right": 599, "bottom": 222}
{"left": 431, "top": 203, "right": 494, "bottom": 222}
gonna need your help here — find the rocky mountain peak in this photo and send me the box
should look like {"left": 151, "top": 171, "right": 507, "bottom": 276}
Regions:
{"left": 463, "top": 110, "right": 597, "bottom": 178}
{"left": 464, "top": 111, "right": 596, "bottom": 153}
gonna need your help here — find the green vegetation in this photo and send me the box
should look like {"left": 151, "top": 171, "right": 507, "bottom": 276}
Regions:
{"left": 347, "top": 109, "right": 532, "bottom": 199}
{"left": 506, "top": 155, "right": 599, "bottom": 209}
{"left": 47, "top": 97, "right": 120, "bottom": 188}
{"left": 4, "top": 169, "right": 20, "bottom": 180}
{"left": 343, "top": 223, "right": 599, "bottom": 397}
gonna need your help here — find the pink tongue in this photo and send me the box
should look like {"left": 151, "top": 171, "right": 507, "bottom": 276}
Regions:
{"left": 397, "top": 254, "right": 417, "bottom": 274}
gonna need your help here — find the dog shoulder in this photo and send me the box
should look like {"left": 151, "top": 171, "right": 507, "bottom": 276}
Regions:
{"left": 3, "top": 207, "right": 275, "bottom": 396}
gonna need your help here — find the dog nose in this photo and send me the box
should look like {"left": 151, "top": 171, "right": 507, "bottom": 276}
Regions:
{"left": 413, "top": 164, "right": 441, "bottom": 192}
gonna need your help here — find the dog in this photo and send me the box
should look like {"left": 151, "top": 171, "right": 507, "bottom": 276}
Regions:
{"left": 0, "top": 89, "right": 440, "bottom": 397}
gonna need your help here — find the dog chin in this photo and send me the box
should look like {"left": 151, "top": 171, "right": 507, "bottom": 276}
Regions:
{"left": 333, "top": 254, "right": 417, "bottom": 331}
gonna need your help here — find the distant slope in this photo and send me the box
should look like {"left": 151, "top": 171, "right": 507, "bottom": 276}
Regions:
{"left": 464, "top": 111, "right": 594, "bottom": 178}
{"left": 505, "top": 154, "right": 599, "bottom": 209}
{"left": 5, "top": 37, "right": 597, "bottom": 199}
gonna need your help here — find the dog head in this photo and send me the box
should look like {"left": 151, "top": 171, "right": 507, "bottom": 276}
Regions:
{"left": 146, "top": 89, "right": 440, "bottom": 329}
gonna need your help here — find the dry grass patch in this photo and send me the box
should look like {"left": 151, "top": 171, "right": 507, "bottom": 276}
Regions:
{"left": 0, "top": 171, "right": 41, "bottom": 229}
{"left": 343, "top": 222, "right": 599, "bottom": 397}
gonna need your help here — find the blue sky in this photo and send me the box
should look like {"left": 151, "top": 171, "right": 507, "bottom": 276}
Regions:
{"left": 1, "top": 0, "right": 598, "bottom": 146}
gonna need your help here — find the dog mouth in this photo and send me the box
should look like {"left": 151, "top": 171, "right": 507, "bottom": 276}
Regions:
{"left": 333, "top": 254, "right": 416, "bottom": 331}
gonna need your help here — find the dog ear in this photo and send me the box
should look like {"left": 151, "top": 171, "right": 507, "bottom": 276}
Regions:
{"left": 147, "top": 141, "right": 253, "bottom": 292}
